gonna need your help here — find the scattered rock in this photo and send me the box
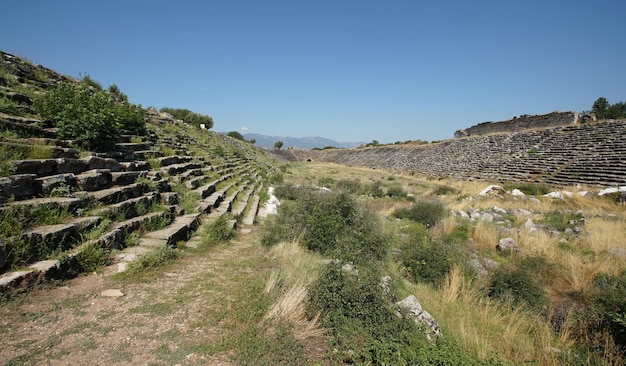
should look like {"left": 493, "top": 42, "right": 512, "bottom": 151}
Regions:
{"left": 101, "top": 289, "right": 124, "bottom": 298}
{"left": 396, "top": 295, "right": 440, "bottom": 339}
{"left": 608, "top": 247, "right": 626, "bottom": 260}
{"left": 510, "top": 189, "right": 525, "bottom": 196}
{"left": 496, "top": 237, "right": 519, "bottom": 252}
{"left": 480, "top": 185, "right": 505, "bottom": 196}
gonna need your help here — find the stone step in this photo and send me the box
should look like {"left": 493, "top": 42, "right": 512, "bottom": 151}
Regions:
{"left": 155, "top": 155, "right": 193, "bottom": 167}
{"left": 4, "top": 196, "right": 85, "bottom": 213}
{"left": 91, "top": 192, "right": 161, "bottom": 220}
{"left": 133, "top": 150, "right": 163, "bottom": 159}
{"left": 231, "top": 185, "right": 255, "bottom": 218}
{"left": 119, "top": 161, "right": 151, "bottom": 171}
{"left": 242, "top": 194, "right": 261, "bottom": 226}
{"left": 111, "top": 170, "right": 149, "bottom": 186}
{"left": 159, "top": 162, "right": 202, "bottom": 176}
{"left": 84, "top": 182, "right": 150, "bottom": 205}
{"left": 115, "top": 142, "right": 153, "bottom": 152}
{"left": 2, "top": 216, "right": 101, "bottom": 273}
{"left": 141, "top": 212, "right": 201, "bottom": 247}
{"left": 0, "top": 141, "right": 79, "bottom": 159}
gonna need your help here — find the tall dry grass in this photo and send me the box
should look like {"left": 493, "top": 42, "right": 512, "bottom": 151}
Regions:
{"left": 412, "top": 266, "right": 564, "bottom": 364}
{"left": 263, "top": 240, "right": 325, "bottom": 342}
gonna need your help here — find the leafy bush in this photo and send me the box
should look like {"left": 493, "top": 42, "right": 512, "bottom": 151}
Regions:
{"left": 261, "top": 189, "right": 388, "bottom": 263}
{"left": 364, "top": 181, "right": 384, "bottom": 198}
{"left": 487, "top": 259, "right": 547, "bottom": 309}
{"left": 307, "top": 262, "right": 499, "bottom": 365}
{"left": 159, "top": 107, "right": 214, "bottom": 129}
{"left": 400, "top": 236, "right": 458, "bottom": 287}
{"left": 73, "top": 242, "right": 110, "bottom": 272}
{"left": 306, "top": 262, "right": 420, "bottom": 364}
{"left": 34, "top": 82, "right": 146, "bottom": 150}
{"left": 386, "top": 184, "right": 407, "bottom": 198}
{"left": 392, "top": 199, "right": 446, "bottom": 227}
{"left": 590, "top": 269, "right": 626, "bottom": 348}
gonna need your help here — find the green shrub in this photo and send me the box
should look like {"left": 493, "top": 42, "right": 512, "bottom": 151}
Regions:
{"left": 364, "top": 181, "right": 384, "bottom": 198}
{"left": 386, "top": 184, "right": 407, "bottom": 198}
{"left": 590, "top": 269, "right": 626, "bottom": 348}
{"left": 539, "top": 210, "right": 585, "bottom": 231}
{"left": 34, "top": 82, "right": 145, "bottom": 150}
{"left": 306, "top": 262, "right": 497, "bottom": 364}
{"left": 400, "top": 237, "right": 456, "bottom": 287}
{"left": 260, "top": 189, "right": 388, "bottom": 263}
{"left": 392, "top": 199, "right": 446, "bottom": 228}
{"left": 317, "top": 176, "right": 334, "bottom": 188}
{"left": 159, "top": 107, "right": 214, "bottom": 129}
{"left": 487, "top": 261, "right": 547, "bottom": 309}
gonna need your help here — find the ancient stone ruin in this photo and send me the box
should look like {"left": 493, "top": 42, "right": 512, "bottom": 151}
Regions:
{"left": 454, "top": 111, "right": 580, "bottom": 138}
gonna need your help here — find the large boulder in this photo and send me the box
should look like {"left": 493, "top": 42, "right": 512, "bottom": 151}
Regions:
{"left": 75, "top": 169, "right": 113, "bottom": 191}
{"left": 396, "top": 295, "right": 440, "bottom": 340}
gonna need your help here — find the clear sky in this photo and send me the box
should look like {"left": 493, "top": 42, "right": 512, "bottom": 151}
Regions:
{"left": 2, "top": 0, "right": 625, "bottom": 143}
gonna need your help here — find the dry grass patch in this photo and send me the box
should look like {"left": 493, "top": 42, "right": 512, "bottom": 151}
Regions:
{"left": 263, "top": 241, "right": 325, "bottom": 343}
{"left": 470, "top": 220, "right": 499, "bottom": 251}
{"left": 414, "top": 267, "right": 564, "bottom": 365}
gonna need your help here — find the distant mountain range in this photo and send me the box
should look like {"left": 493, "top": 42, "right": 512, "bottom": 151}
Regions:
{"left": 240, "top": 133, "right": 363, "bottom": 150}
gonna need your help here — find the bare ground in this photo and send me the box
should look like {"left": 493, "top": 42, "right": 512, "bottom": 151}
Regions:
{"left": 0, "top": 227, "right": 300, "bottom": 366}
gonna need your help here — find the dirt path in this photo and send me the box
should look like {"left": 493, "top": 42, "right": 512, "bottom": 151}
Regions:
{"left": 0, "top": 229, "right": 271, "bottom": 366}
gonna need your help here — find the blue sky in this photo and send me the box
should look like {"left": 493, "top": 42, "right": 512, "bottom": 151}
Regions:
{"left": 2, "top": 1, "right": 625, "bottom": 143}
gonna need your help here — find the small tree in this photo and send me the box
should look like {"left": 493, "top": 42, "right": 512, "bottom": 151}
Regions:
{"left": 249, "top": 138, "right": 256, "bottom": 145}
{"left": 227, "top": 131, "right": 245, "bottom": 141}
{"left": 592, "top": 97, "right": 609, "bottom": 120}
{"left": 274, "top": 140, "right": 284, "bottom": 150}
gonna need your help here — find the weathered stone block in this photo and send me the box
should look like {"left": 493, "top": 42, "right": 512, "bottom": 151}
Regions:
{"left": 11, "top": 159, "right": 57, "bottom": 176}
{"left": 55, "top": 158, "right": 89, "bottom": 174}
{"left": 0, "top": 174, "right": 37, "bottom": 202}
{"left": 81, "top": 156, "right": 123, "bottom": 172}
{"left": 34, "top": 173, "right": 77, "bottom": 195}
{"left": 75, "top": 169, "right": 113, "bottom": 191}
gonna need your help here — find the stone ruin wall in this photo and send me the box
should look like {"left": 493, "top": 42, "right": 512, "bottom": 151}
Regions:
{"left": 454, "top": 111, "right": 579, "bottom": 138}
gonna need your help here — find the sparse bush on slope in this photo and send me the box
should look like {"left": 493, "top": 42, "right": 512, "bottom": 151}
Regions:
{"left": 35, "top": 81, "right": 146, "bottom": 150}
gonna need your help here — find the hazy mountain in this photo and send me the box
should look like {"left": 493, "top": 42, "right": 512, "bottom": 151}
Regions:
{"left": 241, "top": 133, "right": 362, "bottom": 150}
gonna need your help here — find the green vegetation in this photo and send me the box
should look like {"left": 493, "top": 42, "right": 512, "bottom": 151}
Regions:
{"left": 34, "top": 81, "right": 146, "bottom": 150}
{"left": 200, "top": 215, "right": 237, "bottom": 247}
{"left": 262, "top": 189, "right": 388, "bottom": 263}
{"left": 592, "top": 97, "right": 626, "bottom": 120}
{"left": 273, "top": 140, "right": 284, "bottom": 150}
{"left": 392, "top": 198, "right": 446, "bottom": 227}
{"left": 159, "top": 107, "right": 214, "bottom": 129}
{"left": 226, "top": 131, "right": 245, "bottom": 141}
{"left": 125, "top": 245, "right": 178, "bottom": 274}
